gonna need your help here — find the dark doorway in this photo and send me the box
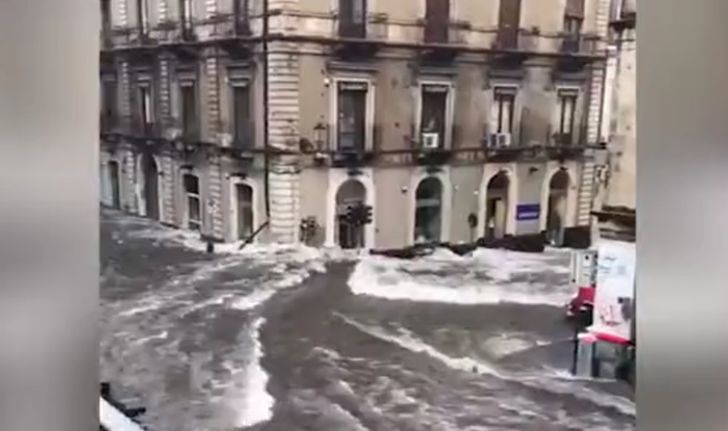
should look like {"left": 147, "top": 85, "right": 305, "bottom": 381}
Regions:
{"left": 235, "top": 183, "right": 254, "bottom": 240}
{"left": 485, "top": 172, "right": 510, "bottom": 240}
{"left": 414, "top": 177, "right": 443, "bottom": 243}
{"left": 142, "top": 154, "right": 160, "bottom": 220}
{"left": 108, "top": 160, "right": 121, "bottom": 209}
{"left": 336, "top": 180, "right": 366, "bottom": 249}
{"left": 183, "top": 174, "right": 202, "bottom": 231}
{"left": 546, "top": 169, "right": 570, "bottom": 246}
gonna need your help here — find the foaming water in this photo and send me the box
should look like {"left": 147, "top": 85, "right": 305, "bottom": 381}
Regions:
{"left": 334, "top": 313, "right": 636, "bottom": 420}
{"left": 236, "top": 317, "right": 275, "bottom": 428}
{"left": 348, "top": 248, "right": 572, "bottom": 306}
{"left": 100, "top": 211, "right": 337, "bottom": 430}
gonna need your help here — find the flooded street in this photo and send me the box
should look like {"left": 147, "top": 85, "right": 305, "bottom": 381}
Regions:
{"left": 100, "top": 209, "right": 635, "bottom": 431}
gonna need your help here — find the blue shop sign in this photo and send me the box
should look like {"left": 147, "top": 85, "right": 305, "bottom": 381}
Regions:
{"left": 516, "top": 204, "right": 541, "bottom": 221}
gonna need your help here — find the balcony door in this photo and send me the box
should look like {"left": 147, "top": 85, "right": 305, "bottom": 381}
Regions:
{"left": 337, "top": 82, "right": 368, "bottom": 152}
{"left": 424, "top": 0, "right": 449, "bottom": 43}
{"left": 497, "top": 0, "right": 521, "bottom": 49}
{"left": 339, "top": 0, "right": 366, "bottom": 38}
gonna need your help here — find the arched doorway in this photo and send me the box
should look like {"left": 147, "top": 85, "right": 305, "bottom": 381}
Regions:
{"left": 234, "top": 183, "right": 254, "bottom": 241}
{"left": 108, "top": 160, "right": 121, "bottom": 209}
{"left": 140, "top": 153, "right": 160, "bottom": 220}
{"left": 546, "top": 169, "right": 570, "bottom": 246}
{"left": 183, "top": 173, "right": 202, "bottom": 231}
{"left": 335, "top": 179, "right": 366, "bottom": 249}
{"left": 414, "top": 177, "right": 443, "bottom": 243}
{"left": 485, "top": 171, "right": 510, "bottom": 240}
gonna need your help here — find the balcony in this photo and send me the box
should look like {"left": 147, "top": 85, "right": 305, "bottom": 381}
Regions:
{"left": 206, "top": 13, "right": 255, "bottom": 59}
{"left": 418, "top": 19, "right": 468, "bottom": 64}
{"left": 330, "top": 148, "right": 375, "bottom": 169}
{"left": 609, "top": 0, "right": 636, "bottom": 31}
{"left": 555, "top": 33, "right": 599, "bottom": 72}
{"left": 410, "top": 134, "right": 452, "bottom": 166}
{"left": 331, "top": 13, "right": 387, "bottom": 60}
{"left": 481, "top": 130, "right": 530, "bottom": 162}
{"left": 544, "top": 130, "right": 587, "bottom": 161}
{"left": 490, "top": 29, "right": 537, "bottom": 69}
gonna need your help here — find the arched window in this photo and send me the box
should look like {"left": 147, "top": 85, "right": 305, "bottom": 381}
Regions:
{"left": 485, "top": 171, "right": 510, "bottom": 240}
{"left": 414, "top": 177, "right": 442, "bottom": 243}
{"left": 546, "top": 169, "right": 570, "bottom": 246}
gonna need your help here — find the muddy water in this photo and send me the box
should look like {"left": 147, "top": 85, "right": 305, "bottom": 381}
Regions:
{"left": 101, "top": 209, "right": 635, "bottom": 431}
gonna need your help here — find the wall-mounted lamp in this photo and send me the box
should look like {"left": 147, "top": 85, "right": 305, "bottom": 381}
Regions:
{"left": 313, "top": 122, "right": 326, "bottom": 151}
{"left": 401, "top": 185, "right": 409, "bottom": 194}
{"left": 529, "top": 167, "right": 539, "bottom": 175}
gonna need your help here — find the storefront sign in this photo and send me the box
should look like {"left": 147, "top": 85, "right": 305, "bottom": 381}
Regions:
{"left": 590, "top": 240, "right": 636, "bottom": 343}
{"left": 516, "top": 204, "right": 540, "bottom": 221}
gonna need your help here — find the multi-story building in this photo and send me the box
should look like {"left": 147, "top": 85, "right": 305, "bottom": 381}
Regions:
{"left": 593, "top": 0, "right": 635, "bottom": 242}
{"left": 99, "top": 0, "right": 612, "bottom": 250}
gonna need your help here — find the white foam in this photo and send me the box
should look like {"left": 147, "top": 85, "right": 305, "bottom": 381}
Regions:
{"left": 348, "top": 248, "right": 573, "bottom": 306}
{"left": 236, "top": 317, "right": 275, "bottom": 428}
{"left": 334, "top": 313, "right": 636, "bottom": 418}
{"left": 334, "top": 312, "right": 505, "bottom": 378}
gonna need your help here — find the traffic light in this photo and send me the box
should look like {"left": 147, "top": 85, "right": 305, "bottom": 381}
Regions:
{"left": 363, "top": 205, "right": 373, "bottom": 225}
{"left": 346, "top": 205, "right": 356, "bottom": 225}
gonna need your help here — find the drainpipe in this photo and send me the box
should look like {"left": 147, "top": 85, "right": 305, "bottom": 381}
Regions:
{"left": 262, "top": 0, "right": 271, "bottom": 219}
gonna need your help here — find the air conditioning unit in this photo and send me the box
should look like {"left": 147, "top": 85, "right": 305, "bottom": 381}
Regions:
{"left": 165, "top": 127, "right": 182, "bottom": 141}
{"left": 422, "top": 132, "right": 440, "bottom": 150}
{"left": 488, "top": 132, "right": 512, "bottom": 148}
{"left": 217, "top": 133, "right": 233, "bottom": 147}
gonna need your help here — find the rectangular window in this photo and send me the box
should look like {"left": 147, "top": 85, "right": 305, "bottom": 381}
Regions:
{"left": 563, "top": 2, "right": 583, "bottom": 53}
{"left": 181, "top": 0, "right": 193, "bottom": 32}
{"left": 184, "top": 174, "right": 201, "bottom": 231}
{"left": 101, "top": 0, "right": 112, "bottom": 35}
{"left": 565, "top": 0, "right": 584, "bottom": 19}
{"left": 232, "top": 83, "right": 252, "bottom": 147}
{"left": 491, "top": 87, "right": 516, "bottom": 134}
{"left": 564, "top": 16, "right": 582, "bottom": 37}
{"left": 497, "top": 0, "right": 521, "bottom": 49}
{"left": 137, "top": 0, "right": 149, "bottom": 33}
{"left": 557, "top": 90, "right": 578, "bottom": 144}
{"left": 339, "top": 0, "right": 367, "bottom": 38}
{"left": 138, "top": 85, "right": 153, "bottom": 132}
{"left": 234, "top": 0, "right": 250, "bottom": 34}
{"left": 424, "top": 0, "right": 449, "bottom": 43}
{"left": 180, "top": 82, "right": 198, "bottom": 140}
{"left": 337, "top": 81, "right": 368, "bottom": 151}
{"left": 420, "top": 84, "right": 448, "bottom": 148}
{"left": 101, "top": 80, "right": 117, "bottom": 129}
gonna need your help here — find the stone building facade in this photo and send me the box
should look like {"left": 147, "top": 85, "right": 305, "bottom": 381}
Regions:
{"left": 99, "top": 0, "right": 612, "bottom": 249}
{"left": 592, "top": 0, "right": 635, "bottom": 242}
